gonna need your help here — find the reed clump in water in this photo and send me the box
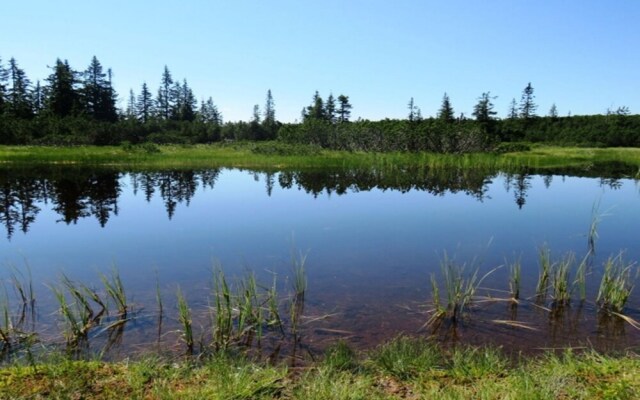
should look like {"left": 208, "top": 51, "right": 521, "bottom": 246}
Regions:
{"left": 426, "top": 254, "right": 495, "bottom": 330}
{"left": 596, "top": 254, "right": 635, "bottom": 314}
{"left": 176, "top": 287, "right": 193, "bottom": 355}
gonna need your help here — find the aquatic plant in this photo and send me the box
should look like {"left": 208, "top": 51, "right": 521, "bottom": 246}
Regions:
{"left": 155, "top": 271, "right": 163, "bottom": 344}
{"left": 176, "top": 287, "right": 193, "bottom": 355}
{"left": 211, "top": 266, "right": 232, "bottom": 351}
{"left": 508, "top": 258, "right": 521, "bottom": 301}
{"left": 551, "top": 254, "right": 573, "bottom": 306}
{"left": 536, "top": 246, "right": 552, "bottom": 301}
{"left": 574, "top": 254, "right": 589, "bottom": 302}
{"left": 291, "top": 249, "right": 308, "bottom": 298}
{"left": 596, "top": 255, "right": 635, "bottom": 314}
{"left": 99, "top": 268, "right": 127, "bottom": 317}
{"left": 50, "top": 284, "right": 90, "bottom": 347}
{"left": 426, "top": 254, "right": 496, "bottom": 329}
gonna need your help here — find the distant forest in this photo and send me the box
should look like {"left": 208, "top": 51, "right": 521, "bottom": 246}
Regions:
{"left": 1, "top": 55, "right": 639, "bottom": 152}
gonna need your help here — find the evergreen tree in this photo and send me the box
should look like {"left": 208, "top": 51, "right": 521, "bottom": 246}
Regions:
{"left": 407, "top": 97, "right": 421, "bottom": 122}
{"left": 262, "top": 89, "right": 277, "bottom": 138}
{"left": 44, "top": 59, "right": 81, "bottom": 118}
{"left": 103, "top": 68, "right": 119, "bottom": 121}
{"left": 305, "top": 91, "right": 325, "bottom": 121}
{"left": 125, "top": 89, "right": 137, "bottom": 120}
{"left": 32, "top": 81, "right": 44, "bottom": 115}
{"left": 252, "top": 104, "right": 261, "bottom": 123}
{"left": 337, "top": 94, "right": 352, "bottom": 123}
{"left": 250, "top": 104, "right": 265, "bottom": 140}
{"left": 0, "top": 57, "right": 8, "bottom": 114}
{"left": 472, "top": 92, "right": 497, "bottom": 123}
{"left": 199, "top": 97, "right": 222, "bottom": 124}
{"left": 437, "top": 93, "right": 455, "bottom": 123}
{"left": 170, "top": 80, "right": 182, "bottom": 120}
{"left": 178, "top": 79, "right": 196, "bottom": 121}
{"left": 156, "top": 66, "right": 173, "bottom": 120}
{"left": 136, "top": 82, "right": 154, "bottom": 123}
{"left": 508, "top": 98, "right": 518, "bottom": 119}
{"left": 548, "top": 103, "right": 558, "bottom": 119}
{"left": 325, "top": 93, "right": 336, "bottom": 123}
{"left": 7, "top": 58, "right": 33, "bottom": 119}
{"left": 519, "top": 82, "right": 537, "bottom": 119}
{"left": 81, "top": 56, "right": 117, "bottom": 121}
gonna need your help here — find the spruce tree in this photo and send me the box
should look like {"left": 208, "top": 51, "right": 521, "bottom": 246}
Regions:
{"left": 437, "top": 93, "right": 455, "bottom": 123}
{"left": 325, "top": 93, "right": 336, "bottom": 123}
{"left": 32, "top": 81, "right": 44, "bottom": 115}
{"left": 178, "top": 79, "right": 196, "bottom": 121}
{"left": 136, "top": 82, "right": 154, "bottom": 123}
{"left": 199, "top": 97, "right": 222, "bottom": 125}
{"left": 81, "top": 56, "right": 117, "bottom": 121}
{"left": 0, "top": 57, "right": 8, "bottom": 114}
{"left": 305, "top": 91, "right": 325, "bottom": 121}
{"left": 156, "top": 66, "right": 173, "bottom": 120}
{"left": 548, "top": 103, "right": 558, "bottom": 119}
{"left": 472, "top": 92, "right": 497, "bottom": 123}
{"left": 508, "top": 98, "right": 518, "bottom": 119}
{"left": 262, "top": 89, "right": 276, "bottom": 138}
{"left": 337, "top": 94, "right": 352, "bottom": 123}
{"left": 407, "top": 97, "right": 420, "bottom": 122}
{"left": 7, "top": 58, "right": 33, "bottom": 119}
{"left": 519, "top": 82, "right": 537, "bottom": 119}
{"left": 44, "top": 59, "right": 81, "bottom": 118}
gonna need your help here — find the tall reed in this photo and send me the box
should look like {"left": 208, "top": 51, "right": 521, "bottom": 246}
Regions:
{"left": 508, "top": 258, "right": 521, "bottom": 301}
{"left": 291, "top": 250, "right": 308, "bottom": 298}
{"left": 536, "top": 246, "right": 552, "bottom": 301}
{"left": 596, "top": 255, "right": 635, "bottom": 313}
{"left": 212, "top": 266, "right": 232, "bottom": 351}
{"left": 176, "top": 287, "right": 193, "bottom": 355}
{"left": 99, "top": 268, "right": 127, "bottom": 317}
{"left": 551, "top": 254, "right": 573, "bottom": 306}
{"left": 427, "top": 254, "right": 495, "bottom": 328}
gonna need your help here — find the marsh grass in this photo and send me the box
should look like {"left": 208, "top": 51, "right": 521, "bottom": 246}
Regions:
{"left": 536, "top": 246, "right": 552, "bottom": 302}
{"left": 1, "top": 340, "right": 639, "bottom": 400}
{"left": 99, "top": 268, "right": 127, "bottom": 317}
{"left": 597, "top": 254, "right": 635, "bottom": 314}
{"left": 508, "top": 257, "right": 522, "bottom": 301}
{"left": 176, "top": 287, "right": 193, "bottom": 355}
{"left": 155, "top": 271, "right": 163, "bottom": 345}
{"left": 211, "top": 267, "right": 233, "bottom": 351}
{"left": 3, "top": 144, "right": 639, "bottom": 173}
{"left": 370, "top": 336, "right": 442, "bottom": 380}
{"left": 291, "top": 249, "right": 308, "bottom": 298}
{"left": 551, "top": 254, "right": 573, "bottom": 307}
{"left": 8, "top": 263, "right": 36, "bottom": 325}
{"left": 426, "top": 254, "right": 497, "bottom": 330}
{"left": 206, "top": 265, "right": 291, "bottom": 355}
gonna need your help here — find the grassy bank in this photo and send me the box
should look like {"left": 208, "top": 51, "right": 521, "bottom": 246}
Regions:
{"left": 0, "top": 142, "right": 639, "bottom": 172}
{"left": 0, "top": 338, "right": 638, "bottom": 399}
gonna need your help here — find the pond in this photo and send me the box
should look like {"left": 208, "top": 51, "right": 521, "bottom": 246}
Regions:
{"left": 0, "top": 163, "right": 639, "bottom": 358}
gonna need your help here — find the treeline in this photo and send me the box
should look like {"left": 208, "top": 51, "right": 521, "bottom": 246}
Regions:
{"left": 0, "top": 55, "right": 639, "bottom": 150}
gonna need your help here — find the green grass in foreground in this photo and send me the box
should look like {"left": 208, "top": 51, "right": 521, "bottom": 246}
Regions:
{"left": 0, "top": 338, "right": 638, "bottom": 399}
{"left": 0, "top": 142, "right": 639, "bottom": 171}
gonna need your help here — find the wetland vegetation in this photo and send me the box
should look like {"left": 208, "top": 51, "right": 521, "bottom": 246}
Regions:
{"left": 2, "top": 54, "right": 640, "bottom": 397}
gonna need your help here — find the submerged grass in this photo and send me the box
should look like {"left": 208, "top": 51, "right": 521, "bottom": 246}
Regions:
{"left": 1, "top": 338, "right": 638, "bottom": 399}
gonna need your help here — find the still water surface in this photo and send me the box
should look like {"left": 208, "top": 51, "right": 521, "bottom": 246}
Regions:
{"left": 1, "top": 165, "right": 639, "bottom": 355}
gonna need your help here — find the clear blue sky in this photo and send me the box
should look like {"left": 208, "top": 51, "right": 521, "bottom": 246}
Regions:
{"left": 2, "top": 1, "right": 638, "bottom": 122}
